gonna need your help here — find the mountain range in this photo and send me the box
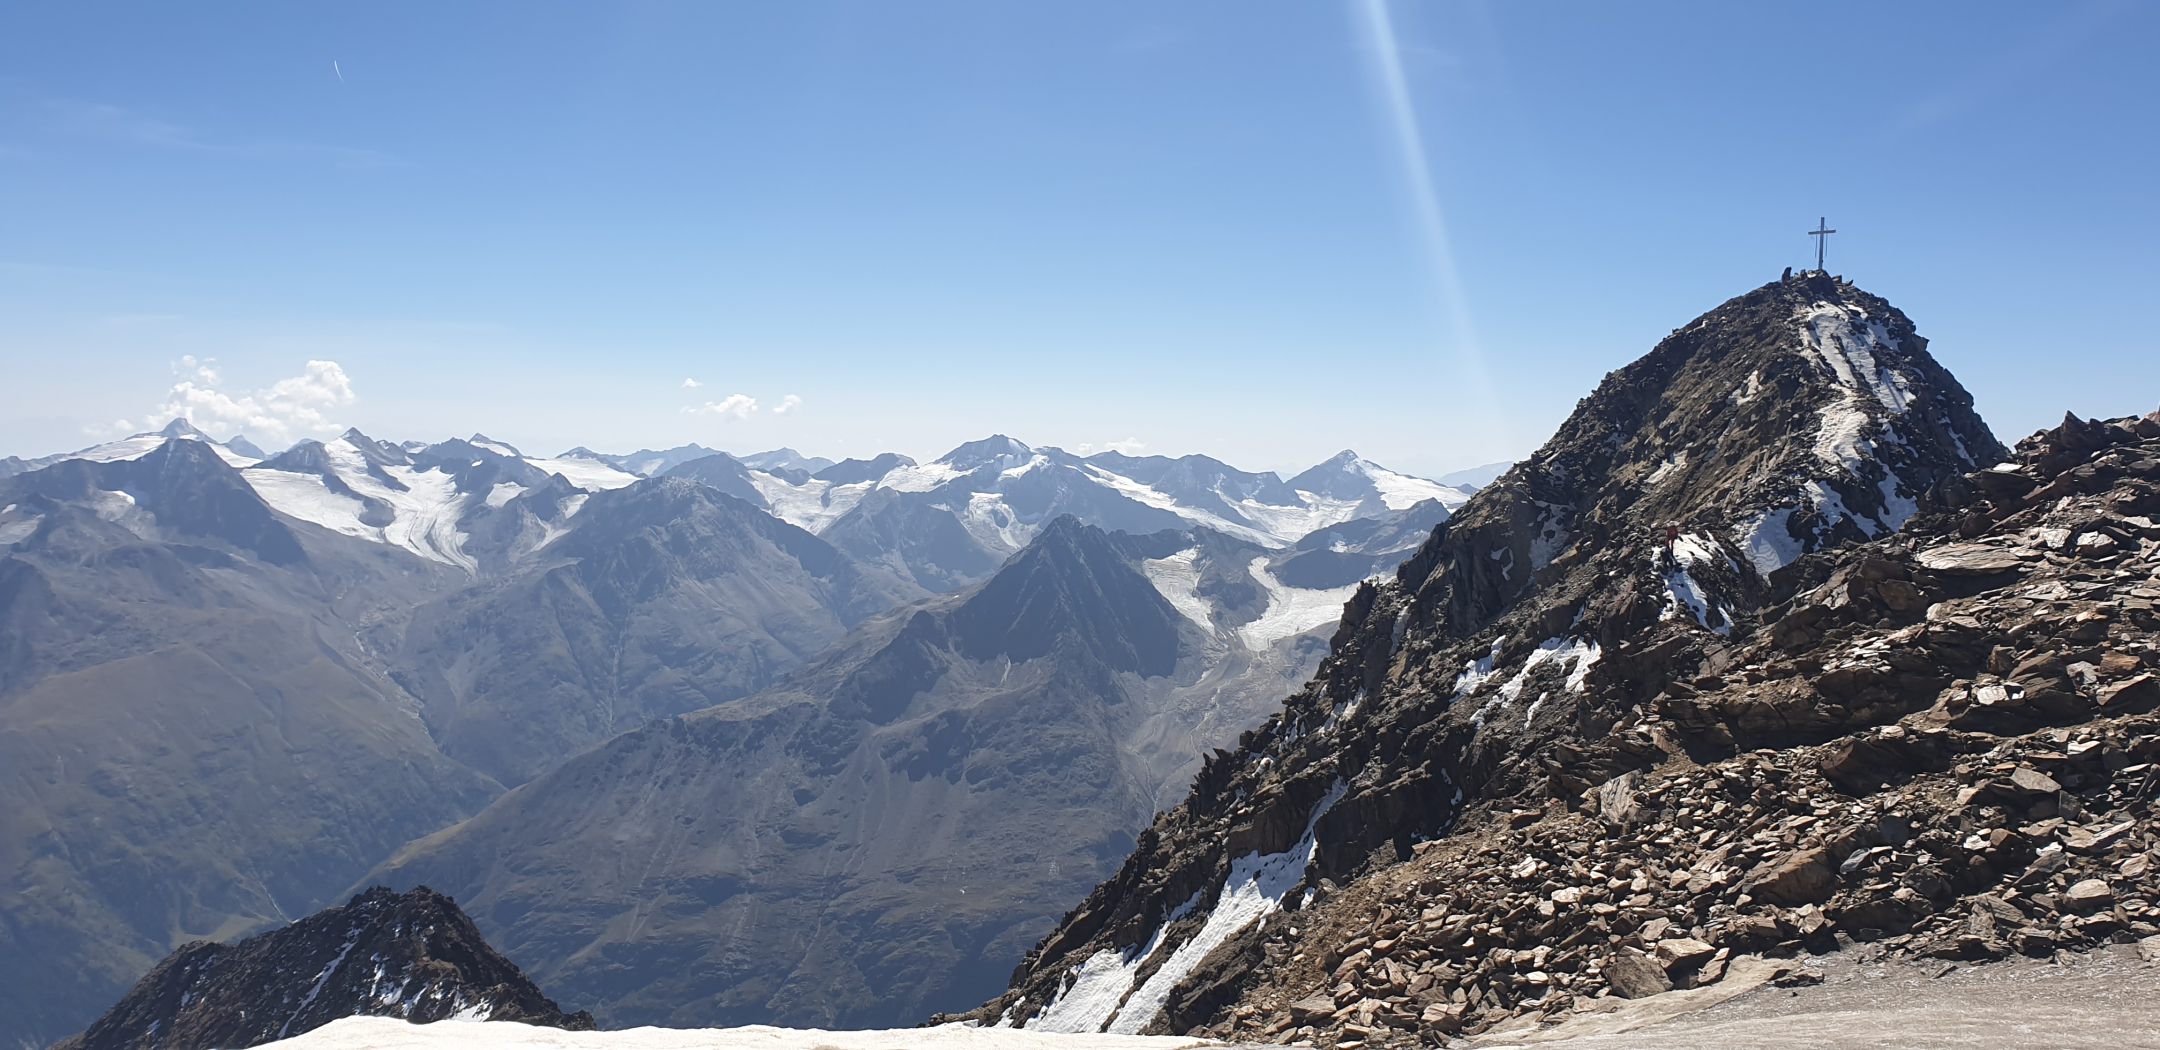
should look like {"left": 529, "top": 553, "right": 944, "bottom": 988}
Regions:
{"left": 0, "top": 420, "right": 1475, "bottom": 1049}
{"left": 34, "top": 271, "right": 2160, "bottom": 1050}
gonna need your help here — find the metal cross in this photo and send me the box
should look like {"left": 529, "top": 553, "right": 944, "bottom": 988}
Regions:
{"left": 1809, "top": 217, "right": 1836, "bottom": 271}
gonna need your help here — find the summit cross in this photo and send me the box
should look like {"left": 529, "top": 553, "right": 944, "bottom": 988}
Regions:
{"left": 1809, "top": 216, "right": 1837, "bottom": 271}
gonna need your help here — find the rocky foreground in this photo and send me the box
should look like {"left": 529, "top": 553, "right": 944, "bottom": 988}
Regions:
{"left": 1045, "top": 410, "right": 2160, "bottom": 1047}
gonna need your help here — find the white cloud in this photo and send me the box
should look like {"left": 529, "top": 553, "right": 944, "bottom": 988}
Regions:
{"left": 681, "top": 377, "right": 702, "bottom": 389}
{"left": 772, "top": 394, "right": 803, "bottom": 415}
{"left": 150, "top": 357, "right": 355, "bottom": 446}
{"left": 1074, "top": 438, "right": 1148, "bottom": 456}
{"left": 682, "top": 394, "right": 759, "bottom": 419}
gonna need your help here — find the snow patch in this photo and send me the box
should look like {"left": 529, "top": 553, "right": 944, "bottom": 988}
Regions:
{"left": 1735, "top": 507, "right": 1805, "bottom": 577}
{"left": 528, "top": 457, "right": 641, "bottom": 491}
{"left": 1043, "top": 780, "right": 1347, "bottom": 1035}
{"left": 1237, "top": 557, "right": 1359, "bottom": 648}
{"left": 1140, "top": 548, "right": 1214, "bottom": 633}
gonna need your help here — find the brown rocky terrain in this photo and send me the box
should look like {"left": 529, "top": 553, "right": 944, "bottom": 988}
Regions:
{"left": 963, "top": 274, "right": 2160, "bottom": 1044}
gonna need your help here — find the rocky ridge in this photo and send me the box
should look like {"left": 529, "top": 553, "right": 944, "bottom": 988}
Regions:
{"left": 966, "top": 273, "right": 2039, "bottom": 1040}
{"left": 1157, "top": 408, "right": 2160, "bottom": 1046}
{"left": 54, "top": 887, "right": 590, "bottom": 1050}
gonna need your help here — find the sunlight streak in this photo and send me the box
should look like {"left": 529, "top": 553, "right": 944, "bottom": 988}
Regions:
{"left": 1353, "top": 0, "right": 1498, "bottom": 411}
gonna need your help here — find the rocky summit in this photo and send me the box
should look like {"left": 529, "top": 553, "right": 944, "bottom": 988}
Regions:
{"left": 54, "top": 887, "right": 591, "bottom": 1050}
{"left": 954, "top": 273, "right": 2160, "bottom": 1042}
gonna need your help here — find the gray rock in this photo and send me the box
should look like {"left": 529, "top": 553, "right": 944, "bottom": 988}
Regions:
{"left": 1605, "top": 948, "right": 1674, "bottom": 999}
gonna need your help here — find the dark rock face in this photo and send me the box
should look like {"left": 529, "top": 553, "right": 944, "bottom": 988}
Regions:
{"left": 55, "top": 887, "right": 591, "bottom": 1050}
{"left": 970, "top": 275, "right": 2023, "bottom": 1038}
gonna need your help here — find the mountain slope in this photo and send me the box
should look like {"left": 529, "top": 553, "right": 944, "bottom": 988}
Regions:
{"left": 55, "top": 887, "right": 592, "bottom": 1050}
{"left": 391, "top": 477, "right": 925, "bottom": 786}
{"left": 0, "top": 442, "right": 501, "bottom": 1050}
{"left": 361, "top": 518, "right": 1358, "bottom": 1031}
{"left": 0, "top": 419, "right": 261, "bottom": 478}
{"left": 975, "top": 273, "right": 2008, "bottom": 1037}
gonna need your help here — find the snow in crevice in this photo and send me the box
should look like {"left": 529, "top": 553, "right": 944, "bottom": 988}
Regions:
{"left": 1661, "top": 532, "right": 1735, "bottom": 635}
{"left": 1525, "top": 502, "right": 1572, "bottom": 570}
{"left": 279, "top": 933, "right": 360, "bottom": 1038}
{"left": 1735, "top": 507, "right": 1805, "bottom": 577}
{"left": 1661, "top": 565, "right": 1724, "bottom": 634}
{"left": 1645, "top": 451, "right": 1688, "bottom": 487}
{"left": 1800, "top": 303, "right": 1912, "bottom": 414}
{"left": 1449, "top": 638, "right": 1507, "bottom": 699}
{"left": 1470, "top": 636, "right": 1600, "bottom": 729}
{"left": 1024, "top": 780, "right": 1348, "bottom": 1035}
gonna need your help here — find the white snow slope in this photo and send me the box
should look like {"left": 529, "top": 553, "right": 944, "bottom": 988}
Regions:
{"left": 251, "top": 1016, "right": 1227, "bottom": 1050}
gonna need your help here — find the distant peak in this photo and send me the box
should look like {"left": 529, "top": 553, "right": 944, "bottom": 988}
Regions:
{"left": 938, "top": 434, "right": 1035, "bottom": 470}
{"left": 158, "top": 417, "right": 210, "bottom": 439}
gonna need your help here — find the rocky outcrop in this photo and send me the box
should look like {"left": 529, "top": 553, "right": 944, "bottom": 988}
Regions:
{"left": 1137, "top": 406, "right": 2160, "bottom": 1043}
{"left": 964, "top": 274, "right": 2031, "bottom": 1040}
{"left": 54, "top": 887, "right": 591, "bottom": 1050}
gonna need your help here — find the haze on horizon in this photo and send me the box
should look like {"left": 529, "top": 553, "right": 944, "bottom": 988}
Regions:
{"left": 2, "top": 1, "right": 2155, "bottom": 478}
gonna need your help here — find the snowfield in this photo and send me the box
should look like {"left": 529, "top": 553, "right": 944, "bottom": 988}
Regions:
{"left": 1236, "top": 557, "right": 1361, "bottom": 648}
{"left": 527, "top": 457, "right": 642, "bottom": 491}
{"left": 249, "top": 1017, "right": 1231, "bottom": 1049}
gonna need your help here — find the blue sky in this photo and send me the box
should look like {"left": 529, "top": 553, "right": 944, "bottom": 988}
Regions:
{"left": 2, "top": 1, "right": 2154, "bottom": 478}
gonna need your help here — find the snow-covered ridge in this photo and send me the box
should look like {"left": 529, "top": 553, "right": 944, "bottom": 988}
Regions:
{"left": 9, "top": 424, "right": 1489, "bottom": 582}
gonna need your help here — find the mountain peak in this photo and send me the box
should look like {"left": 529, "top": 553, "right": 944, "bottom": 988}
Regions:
{"left": 947, "top": 514, "right": 1183, "bottom": 675}
{"left": 938, "top": 434, "right": 1035, "bottom": 471}
{"left": 157, "top": 418, "right": 210, "bottom": 440}
{"left": 56, "top": 886, "right": 591, "bottom": 1050}
{"left": 737, "top": 447, "right": 833, "bottom": 474}
{"left": 980, "top": 277, "right": 2008, "bottom": 1035}
{"left": 468, "top": 433, "right": 521, "bottom": 456}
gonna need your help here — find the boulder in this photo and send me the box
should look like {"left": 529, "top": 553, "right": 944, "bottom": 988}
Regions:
{"left": 1603, "top": 948, "right": 1673, "bottom": 999}
{"left": 1916, "top": 543, "right": 2025, "bottom": 575}
{"left": 1743, "top": 848, "right": 1837, "bottom": 906}
{"left": 1653, "top": 937, "right": 1717, "bottom": 971}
